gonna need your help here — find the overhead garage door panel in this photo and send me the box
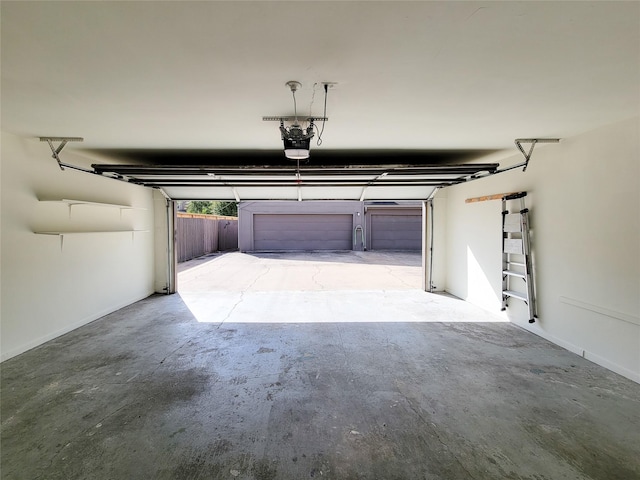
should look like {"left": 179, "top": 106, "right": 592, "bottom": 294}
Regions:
{"left": 371, "top": 214, "right": 422, "bottom": 250}
{"left": 254, "top": 214, "right": 352, "bottom": 251}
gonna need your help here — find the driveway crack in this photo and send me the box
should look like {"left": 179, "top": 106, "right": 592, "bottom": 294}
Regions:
{"left": 385, "top": 265, "right": 414, "bottom": 288}
{"left": 246, "top": 265, "right": 270, "bottom": 291}
{"left": 311, "top": 265, "right": 324, "bottom": 289}
{"left": 152, "top": 338, "right": 193, "bottom": 370}
{"left": 218, "top": 265, "right": 271, "bottom": 326}
{"left": 219, "top": 291, "right": 244, "bottom": 326}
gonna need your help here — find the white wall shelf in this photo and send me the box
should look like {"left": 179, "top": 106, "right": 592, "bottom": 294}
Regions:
{"left": 34, "top": 230, "right": 150, "bottom": 250}
{"left": 39, "top": 198, "right": 147, "bottom": 222}
{"left": 39, "top": 199, "right": 146, "bottom": 210}
{"left": 34, "top": 230, "right": 150, "bottom": 235}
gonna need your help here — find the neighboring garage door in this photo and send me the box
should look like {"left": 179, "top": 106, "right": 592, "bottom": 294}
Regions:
{"left": 253, "top": 214, "right": 353, "bottom": 251}
{"left": 370, "top": 213, "right": 421, "bottom": 250}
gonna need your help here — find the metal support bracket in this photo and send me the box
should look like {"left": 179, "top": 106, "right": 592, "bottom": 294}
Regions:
{"left": 359, "top": 172, "right": 388, "bottom": 201}
{"left": 40, "top": 137, "right": 84, "bottom": 170}
{"left": 514, "top": 138, "right": 560, "bottom": 172}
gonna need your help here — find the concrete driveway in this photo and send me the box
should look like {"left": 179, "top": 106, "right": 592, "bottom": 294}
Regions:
{"left": 178, "top": 251, "right": 422, "bottom": 292}
{"left": 178, "top": 251, "right": 506, "bottom": 325}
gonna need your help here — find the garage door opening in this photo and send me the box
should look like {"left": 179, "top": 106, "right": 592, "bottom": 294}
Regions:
{"left": 173, "top": 198, "right": 503, "bottom": 327}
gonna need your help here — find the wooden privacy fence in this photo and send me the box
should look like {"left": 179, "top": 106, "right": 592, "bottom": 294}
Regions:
{"left": 177, "top": 213, "right": 238, "bottom": 262}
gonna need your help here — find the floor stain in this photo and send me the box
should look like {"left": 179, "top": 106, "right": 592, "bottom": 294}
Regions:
{"left": 169, "top": 427, "right": 186, "bottom": 438}
{"left": 257, "top": 347, "right": 276, "bottom": 354}
{"left": 252, "top": 458, "right": 277, "bottom": 480}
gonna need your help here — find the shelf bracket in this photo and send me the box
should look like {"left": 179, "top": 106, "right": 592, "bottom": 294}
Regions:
{"left": 514, "top": 138, "right": 560, "bottom": 172}
{"left": 40, "top": 137, "right": 84, "bottom": 170}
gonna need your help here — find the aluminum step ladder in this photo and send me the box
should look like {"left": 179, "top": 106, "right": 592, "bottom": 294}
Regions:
{"left": 501, "top": 192, "right": 537, "bottom": 323}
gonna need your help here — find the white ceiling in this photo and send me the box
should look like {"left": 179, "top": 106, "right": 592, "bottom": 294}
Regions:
{"left": 2, "top": 1, "right": 638, "bottom": 154}
{"left": 2, "top": 1, "right": 638, "bottom": 201}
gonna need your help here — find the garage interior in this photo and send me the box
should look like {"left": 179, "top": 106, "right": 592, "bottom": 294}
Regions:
{"left": 1, "top": 2, "right": 639, "bottom": 479}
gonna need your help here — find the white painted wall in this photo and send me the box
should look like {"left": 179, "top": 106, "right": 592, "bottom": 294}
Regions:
{"left": 442, "top": 117, "right": 640, "bottom": 382}
{"left": 0, "top": 133, "right": 156, "bottom": 361}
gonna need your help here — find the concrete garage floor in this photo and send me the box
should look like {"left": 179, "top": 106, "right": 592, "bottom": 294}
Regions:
{"left": 2, "top": 252, "right": 639, "bottom": 479}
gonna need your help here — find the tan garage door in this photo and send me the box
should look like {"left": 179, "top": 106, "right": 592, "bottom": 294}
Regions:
{"left": 370, "top": 214, "right": 421, "bottom": 250}
{"left": 253, "top": 214, "right": 353, "bottom": 251}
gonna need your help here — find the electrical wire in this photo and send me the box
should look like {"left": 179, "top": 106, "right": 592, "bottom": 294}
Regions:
{"left": 316, "top": 84, "right": 328, "bottom": 146}
{"left": 308, "top": 82, "right": 318, "bottom": 124}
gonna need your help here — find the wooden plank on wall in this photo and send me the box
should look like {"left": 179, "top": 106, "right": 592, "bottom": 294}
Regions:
{"left": 465, "top": 192, "right": 520, "bottom": 203}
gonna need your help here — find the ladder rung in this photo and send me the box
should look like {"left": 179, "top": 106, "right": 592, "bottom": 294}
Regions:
{"left": 507, "top": 261, "right": 526, "bottom": 267}
{"left": 503, "top": 270, "right": 526, "bottom": 278}
{"left": 503, "top": 290, "right": 528, "bottom": 301}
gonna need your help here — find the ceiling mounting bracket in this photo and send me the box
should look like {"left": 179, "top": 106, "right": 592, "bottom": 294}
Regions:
{"left": 285, "top": 80, "right": 302, "bottom": 92}
{"left": 40, "top": 137, "right": 84, "bottom": 170}
{"left": 514, "top": 138, "right": 560, "bottom": 172}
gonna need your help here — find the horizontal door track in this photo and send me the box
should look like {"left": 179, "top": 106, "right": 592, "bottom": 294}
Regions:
{"left": 90, "top": 163, "right": 500, "bottom": 189}
{"left": 90, "top": 164, "right": 499, "bottom": 177}
{"left": 38, "top": 138, "right": 560, "bottom": 200}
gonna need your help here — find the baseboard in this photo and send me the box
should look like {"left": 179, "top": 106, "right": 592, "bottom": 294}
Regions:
{"left": 1, "top": 291, "right": 154, "bottom": 363}
{"left": 513, "top": 320, "right": 640, "bottom": 384}
{"left": 444, "top": 289, "right": 640, "bottom": 384}
{"left": 583, "top": 349, "right": 640, "bottom": 384}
